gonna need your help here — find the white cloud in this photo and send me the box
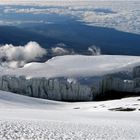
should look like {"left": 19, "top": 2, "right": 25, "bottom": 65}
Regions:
{"left": 1, "top": 1, "right": 140, "bottom": 34}
{"left": 51, "top": 47, "right": 69, "bottom": 56}
{"left": 0, "top": 41, "right": 47, "bottom": 68}
{"left": 88, "top": 46, "right": 101, "bottom": 56}
{"left": 51, "top": 43, "right": 70, "bottom": 56}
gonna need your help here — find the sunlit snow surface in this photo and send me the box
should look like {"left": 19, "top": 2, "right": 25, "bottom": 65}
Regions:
{"left": 0, "top": 90, "right": 140, "bottom": 139}
{"left": 0, "top": 1, "right": 140, "bottom": 139}
{"left": 0, "top": 55, "right": 140, "bottom": 139}
{"left": 2, "top": 55, "right": 140, "bottom": 78}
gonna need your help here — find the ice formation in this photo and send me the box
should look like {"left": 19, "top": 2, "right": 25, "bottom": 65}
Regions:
{"left": 0, "top": 55, "right": 140, "bottom": 101}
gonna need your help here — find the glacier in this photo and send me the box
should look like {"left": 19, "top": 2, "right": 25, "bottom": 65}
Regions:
{"left": 0, "top": 55, "right": 140, "bottom": 101}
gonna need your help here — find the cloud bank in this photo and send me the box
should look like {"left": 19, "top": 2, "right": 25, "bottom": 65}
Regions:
{"left": 0, "top": 41, "right": 46, "bottom": 68}
{"left": 2, "top": 1, "right": 140, "bottom": 34}
{"left": 0, "top": 41, "right": 102, "bottom": 68}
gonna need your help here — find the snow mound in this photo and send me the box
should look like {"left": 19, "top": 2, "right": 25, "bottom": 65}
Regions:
{"left": 17, "top": 55, "right": 140, "bottom": 78}
{"left": 0, "top": 90, "right": 63, "bottom": 109}
{"left": 0, "top": 90, "right": 140, "bottom": 139}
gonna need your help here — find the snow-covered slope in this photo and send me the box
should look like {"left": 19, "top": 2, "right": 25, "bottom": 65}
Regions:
{"left": 0, "top": 90, "right": 140, "bottom": 139}
{"left": 0, "top": 90, "right": 64, "bottom": 109}
{"left": 4, "top": 55, "right": 140, "bottom": 78}
{"left": 0, "top": 90, "right": 140, "bottom": 111}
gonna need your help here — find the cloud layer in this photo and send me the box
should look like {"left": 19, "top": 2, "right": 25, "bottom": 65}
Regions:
{"left": 0, "top": 41, "right": 46, "bottom": 68}
{"left": 0, "top": 41, "right": 102, "bottom": 68}
{"left": 1, "top": 1, "right": 140, "bottom": 34}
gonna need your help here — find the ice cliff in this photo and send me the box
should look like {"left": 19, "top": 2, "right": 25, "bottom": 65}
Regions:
{"left": 0, "top": 76, "right": 93, "bottom": 101}
{"left": 0, "top": 55, "right": 140, "bottom": 101}
{"left": 0, "top": 66, "right": 139, "bottom": 101}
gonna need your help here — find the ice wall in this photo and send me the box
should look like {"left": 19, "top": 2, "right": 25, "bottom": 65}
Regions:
{"left": 0, "top": 66, "right": 140, "bottom": 101}
{"left": 0, "top": 76, "right": 94, "bottom": 101}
